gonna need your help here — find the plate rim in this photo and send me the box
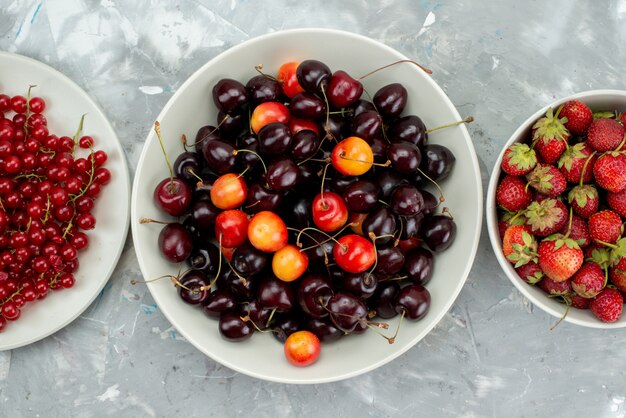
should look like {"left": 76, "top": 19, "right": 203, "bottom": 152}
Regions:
{"left": 0, "top": 51, "right": 132, "bottom": 350}
{"left": 130, "top": 28, "right": 483, "bottom": 383}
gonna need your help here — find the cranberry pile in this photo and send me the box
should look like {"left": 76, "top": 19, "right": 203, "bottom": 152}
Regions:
{"left": 0, "top": 89, "right": 111, "bottom": 332}
{"left": 145, "top": 59, "right": 462, "bottom": 366}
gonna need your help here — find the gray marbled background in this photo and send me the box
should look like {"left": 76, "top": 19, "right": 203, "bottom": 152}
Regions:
{"left": 1, "top": 0, "right": 626, "bottom": 417}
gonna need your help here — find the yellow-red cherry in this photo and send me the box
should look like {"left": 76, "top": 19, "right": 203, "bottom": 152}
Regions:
{"left": 210, "top": 173, "right": 248, "bottom": 210}
{"left": 284, "top": 330, "right": 321, "bottom": 367}
{"left": 215, "top": 209, "right": 249, "bottom": 248}
{"left": 247, "top": 211, "right": 288, "bottom": 252}
{"left": 331, "top": 136, "right": 374, "bottom": 176}
{"left": 250, "top": 102, "right": 290, "bottom": 134}
{"left": 311, "top": 192, "right": 348, "bottom": 232}
{"left": 333, "top": 234, "right": 376, "bottom": 273}
{"left": 272, "top": 244, "right": 309, "bottom": 282}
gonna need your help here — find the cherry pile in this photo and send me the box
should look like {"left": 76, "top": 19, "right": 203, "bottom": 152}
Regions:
{"left": 0, "top": 89, "right": 110, "bottom": 332}
{"left": 142, "top": 59, "right": 464, "bottom": 366}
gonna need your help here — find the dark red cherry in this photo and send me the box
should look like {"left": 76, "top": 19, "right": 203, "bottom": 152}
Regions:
{"left": 337, "top": 271, "right": 377, "bottom": 300}
{"left": 190, "top": 199, "right": 220, "bottom": 231}
{"left": 388, "top": 115, "right": 428, "bottom": 147}
{"left": 266, "top": 157, "right": 301, "bottom": 191}
{"left": 390, "top": 184, "right": 424, "bottom": 216}
{"left": 223, "top": 268, "right": 256, "bottom": 302}
{"left": 187, "top": 243, "right": 220, "bottom": 274}
{"left": 158, "top": 223, "right": 193, "bottom": 263}
{"left": 373, "top": 170, "right": 407, "bottom": 199}
{"left": 231, "top": 242, "right": 269, "bottom": 276}
{"left": 237, "top": 299, "right": 274, "bottom": 329}
{"left": 419, "top": 189, "right": 439, "bottom": 217}
{"left": 278, "top": 195, "right": 310, "bottom": 229}
{"left": 194, "top": 125, "right": 221, "bottom": 153}
{"left": 297, "top": 274, "right": 334, "bottom": 318}
{"left": 351, "top": 110, "right": 382, "bottom": 141}
{"left": 296, "top": 60, "right": 332, "bottom": 93}
{"left": 323, "top": 113, "right": 351, "bottom": 139}
{"left": 306, "top": 317, "right": 343, "bottom": 342}
{"left": 173, "top": 152, "right": 203, "bottom": 184}
{"left": 342, "top": 180, "right": 381, "bottom": 213}
{"left": 258, "top": 122, "right": 292, "bottom": 156}
{"left": 153, "top": 178, "right": 192, "bottom": 217}
{"left": 374, "top": 246, "right": 405, "bottom": 275}
{"left": 388, "top": 141, "right": 422, "bottom": 174}
{"left": 362, "top": 206, "right": 397, "bottom": 246}
{"left": 246, "top": 75, "right": 283, "bottom": 105}
{"left": 212, "top": 78, "right": 248, "bottom": 114}
{"left": 421, "top": 215, "right": 456, "bottom": 252}
{"left": 271, "top": 311, "right": 304, "bottom": 342}
{"left": 202, "top": 140, "right": 236, "bottom": 175}
{"left": 395, "top": 284, "right": 430, "bottom": 320}
{"left": 373, "top": 83, "right": 407, "bottom": 119}
{"left": 370, "top": 281, "right": 400, "bottom": 319}
{"left": 257, "top": 275, "right": 295, "bottom": 312}
{"left": 326, "top": 292, "right": 368, "bottom": 333}
{"left": 219, "top": 312, "right": 254, "bottom": 341}
{"left": 217, "top": 111, "right": 246, "bottom": 138}
{"left": 399, "top": 212, "right": 425, "bottom": 240}
{"left": 367, "top": 136, "right": 389, "bottom": 163}
{"left": 420, "top": 144, "right": 456, "bottom": 181}
{"left": 178, "top": 271, "right": 210, "bottom": 305}
{"left": 404, "top": 247, "right": 434, "bottom": 285}
{"left": 290, "top": 130, "right": 320, "bottom": 161}
{"left": 290, "top": 92, "right": 326, "bottom": 119}
{"left": 203, "top": 289, "right": 236, "bottom": 317}
{"left": 327, "top": 70, "right": 363, "bottom": 108}
{"left": 244, "top": 183, "right": 282, "bottom": 214}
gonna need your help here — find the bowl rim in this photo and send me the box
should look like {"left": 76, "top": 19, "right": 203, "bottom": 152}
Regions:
{"left": 486, "top": 89, "right": 626, "bottom": 329}
{"left": 131, "top": 27, "right": 484, "bottom": 382}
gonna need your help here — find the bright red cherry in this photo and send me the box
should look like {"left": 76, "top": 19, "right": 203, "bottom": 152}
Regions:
{"left": 153, "top": 178, "right": 192, "bottom": 217}
{"left": 284, "top": 330, "right": 321, "bottom": 367}
{"left": 333, "top": 234, "right": 376, "bottom": 273}
{"left": 277, "top": 62, "right": 305, "bottom": 98}
{"left": 250, "top": 102, "right": 290, "bottom": 134}
{"left": 312, "top": 192, "right": 348, "bottom": 232}
{"left": 331, "top": 136, "right": 374, "bottom": 176}
{"left": 210, "top": 173, "right": 248, "bottom": 210}
{"left": 214, "top": 210, "right": 249, "bottom": 248}
{"left": 247, "top": 211, "right": 288, "bottom": 252}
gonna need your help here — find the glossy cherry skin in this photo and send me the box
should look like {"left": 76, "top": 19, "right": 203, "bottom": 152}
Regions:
{"left": 210, "top": 173, "right": 248, "bottom": 210}
{"left": 296, "top": 59, "right": 331, "bottom": 93}
{"left": 347, "top": 99, "right": 376, "bottom": 119}
{"left": 258, "top": 122, "right": 293, "bottom": 156}
{"left": 272, "top": 244, "right": 309, "bottom": 282}
{"left": 324, "top": 113, "right": 351, "bottom": 139}
{"left": 306, "top": 317, "right": 343, "bottom": 342}
{"left": 290, "top": 92, "right": 326, "bottom": 119}
{"left": 154, "top": 178, "right": 192, "bottom": 217}
{"left": 247, "top": 211, "right": 288, "bottom": 252}
{"left": 202, "top": 140, "right": 236, "bottom": 175}
{"left": 342, "top": 180, "right": 381, "bottom": 213}
{"left": 390, "top": 184, "right": 424, "bottom": 216}
{"left": 362, "top": 206, "right": 397, "bottom": 246}
{"left": 351, "top": 110, "right": 382, "bottom": 141}
{"left": 300, "top": 230, "right": 335, "bottom": 272}
{"left": 373, "top": 83, "right": 408, "bottom": 119}
{"left": 237, "top": 299, "right": 274, "bottom": 329}
{"left": 370, "top": 281, "right": 401, "bottom": 319}
{"left": 277, "top": 61, "right": 305, "bottom": 98}
{"left": 312, "top": 192, "right": 348, "bottom": 232}
{"left": 178, "top": 271, "right": 211, "bottom": 305}
{"left": 212, "top": 78, "right": 248, "bottom": 114}
{"left": 187, "top": 242, "right": 220, "bottom": 274}
{"left": 217, "top": 111, "right": 246, "bottom": 138}
{"left": 231, "top": 242, "right": 269, "bottom": 276}
{"left": 334, "top": 234, "right": 376, "bottom": 274}
{"left": 214, "top": 209, "right": 249, "bottom": 248}
{"left": 266, "top": 157, "right": 301, "bottom": 191}
{"left": 219, "top": 311, "right": 254, "bottom": 341}
{"left": 399, "top": 213, "right": 425, "bottom": 240}
{"left": 246, "top": 75, "right": 283, "bottom": 105}
{"left": 223, "top": 269, "right": 256, "bottom": 301}
{"left": 420, "top": 144, "right": 456, "bottom": 181}
{"left": 395, "top": 284, "right": 430, "bottom": 320}
{"left": 272, "top": 311, "right": 304, "bottom": 342}
{"left": 421, "top": 215, "right": 456, "bottom": 252}
{"left": 368, "top": 136, "right": 389, "bottom": 163}
{"left": 290, "top": 130, "right": 320, "bottom": 161}
{"left": 374, "top": 246, "right": 405, "bottom": 275}
{"left": 190, "top": 199, "right": 220, "bottom": 232}
{"left": 331, "top": 136, "right": 374, "bottom": 176}
{"left": 297, "top": 274, "right": 334, "bottom": 318}
{"left": 373, "top": 170, "right": 407, "bottom": 199}
{"left": 278, "top": 195, "right": 310, "bottom": 229}
{"left": 203, "top": 289, "right": 236, "bottom": 317}
{"left": 388, "top": 141, "right": 422, "bottom": 174}
{"left": 284, "top": 330, "right": 321, "bottom": 367}
{"left": 404, "top": 246, "right": 434, "bottom": 285}
{"left": 244, "top": 183, "right": 282, "bottom": 214}
{"left": 158, "top": 223, "right": 193, "bottom": 263}
{"left": 289, "top": 117, "right": 320, "bottom": 136}
{"left": 251, "top": 101, "right": 290, "bottom": 134}
{"left": 194, "top": 125, "right": 221, "bottom": 153}
{"left": 173, "top": 152, "right": 202, "bottom": 184}
{"left": 338, "top": 271, "right": 378, "bottom": 299}
{"left": 420, "top": 189, "right": 438, "bottom": 217}
{"left": 326, "top": 291, "right": 368, "bottom": 333}
{"left": 257, "top": 275, "right": 295, "bottom": 312}
{"left": 388, "top": 115, "right": 428, "bottom": 147}
{"left": 327, "top": 70, "right": 363, "bottom": 108}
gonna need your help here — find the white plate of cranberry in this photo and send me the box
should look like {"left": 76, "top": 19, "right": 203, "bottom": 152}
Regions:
{"left": 0, "top": 52, "right": 131, "bottom": 349}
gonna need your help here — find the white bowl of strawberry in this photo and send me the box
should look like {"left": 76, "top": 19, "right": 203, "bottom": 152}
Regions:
{"left": 487, "top": 90, "right": 626, "bottom": 328}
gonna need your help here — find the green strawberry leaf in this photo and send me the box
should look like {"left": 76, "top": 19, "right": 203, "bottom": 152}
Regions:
{"left": 593, "top": 111, "right": 616, "bottom": 120}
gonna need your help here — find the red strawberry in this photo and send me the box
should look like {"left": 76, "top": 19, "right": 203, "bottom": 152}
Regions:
{"left": 538, "top": 234, "right": 583, "bottom": 282}
{"left": 571, "top": 261, "right": 605, "bottom": 298}
{"left": 539, "top": 276, "right": 572, "bottom": 295}
{"left": 593, "top": 152, "right": 626, "bottom": 193}
{"left": 588, "top": 210, "right": 623, "bottom": 245}
{"left": 568, "top": 184, "right": 599, "bottom": 218}
{"left": 607, "top": 189, "right": 626, "bottom": 218}
{"left": 515, "top": 261, "right": 544, "bottom": 284}
{"left": 496, "top": 175, "right": 532, "bottom": 211}
{"left": 559, "top": 213, "right": 590, "bottom": 248}
{"left": 502, "top": 225, "right": 537, "bottom": 267}
{"left": 570, "top": 293, "right": 591, "bottom": 309}
{"left": 497, "top": 211, "right": 526, "bottom": 238}
{"left": 610, "top": 268, "right": 626, "bottom": 292}
{"left": 524, "top": 198, "right": 568, "bottom": 237}
{"left": 501, "top": 143, "right": 538, "bottom": 176}
{"left": 557, "top": 142, "right": 596, "bottom": 183}
{"left": 590, "top": 288, "right": 623, "bottom": 323}
{"left": 560, "top": 99, "right": 593, "bottom": 136}
{"left": 532, "top": 107, "right": 569, "bottom": 164}
{"left": 587, "top": 118, "right": 625, "bottom": 152}
{"left": 584, "top": 244, "right": 611, "bottom": 267}
{"left": 526, "top": 164, "right": 567, "bottom": 197}
{"left": 609, "top": 238, "right": 626, "bottom": 291}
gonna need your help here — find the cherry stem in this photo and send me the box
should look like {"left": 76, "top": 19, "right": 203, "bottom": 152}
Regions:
{"left": 319, "top": 162, "right": 331, "bottom": 209}
{"left": 319, "top": 81, "right": 333, "bottom": 141}
{"left": 232, "top": 149, "right": 267, "bottom": 173}
{"left": 339, "top": 154, "right": 391, "bottom": 168}
{"left": 297, "top": 136, "right": 329, "bottom": 166}
{"left": 295, "top": 225, "right": 351, "bottom": 253}
{"left": 425, "top": 116, "right": 474, "bottom": 134}
{"left": 366, "top": 232, "right": 384, "bottom": 280}
{"left": 154, "top": 121, "right": 175, "bottom": 188}
{"left": 139, "top": 217, "right": 172, "bottom": 225}
{"left": 386, "top": 309, "right": 405, "bottom": 344}
{"left": 579, "top": 151, "right": 597, "bottom": 188}
{"left": 254, "top": 64, "right": 279, "bottom": 82}
{"left": 130, "top": 274, "right": 192, "bottom": 292}
{"left": 549, "top": 296, "right": 570, "bottom": 331}
{"left": 358, "top": 59, "right": 433, "bottom": 79}
{"left": 415, "top": 166, "right": 445, "bottom": 204}
{"left": 265, "top": 307, "right": 277, "bottom": 328}
{"left": 186, "top": 115, "right": 230, "bottom": 149}
{"left": 186, "top": 167, "right": 204, "bottom": 187}
{"left": 287, "top": 227, "right": 329, "bottom": 264}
